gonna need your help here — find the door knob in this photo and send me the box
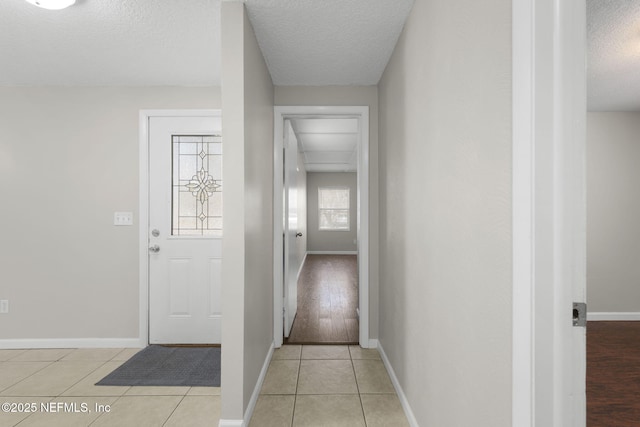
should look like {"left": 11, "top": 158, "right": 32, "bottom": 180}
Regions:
{"left": 149, "top": 245, "right": 160, "bottom": 253}
{"left": 296, "top": 232, "right": 303, "bottom": 237}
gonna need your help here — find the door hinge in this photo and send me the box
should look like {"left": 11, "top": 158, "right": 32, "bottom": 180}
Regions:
{"left": 573, "top": 302, "right": 587, "bottom": 327}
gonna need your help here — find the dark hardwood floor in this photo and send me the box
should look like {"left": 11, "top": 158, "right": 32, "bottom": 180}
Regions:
{"left": 588, "top": 321, "right": 640, "bottom": 426}
{"left": 286, "top": 254, "right": 359, "bottom": 344}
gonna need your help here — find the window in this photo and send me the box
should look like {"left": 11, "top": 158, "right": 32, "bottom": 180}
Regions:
{"left": 318, "top": 187, "right": 350, "bottom": 231}
{"left": 171, "top": 135, "right": 222, "bottom": 236}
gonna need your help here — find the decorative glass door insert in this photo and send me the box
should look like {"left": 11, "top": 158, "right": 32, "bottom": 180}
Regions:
{"left": 171, "top": 135, "right": 222, "bottom": 236}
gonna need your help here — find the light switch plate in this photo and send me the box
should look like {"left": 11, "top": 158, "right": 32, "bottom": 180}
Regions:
{"left": 0, "top": 300, "right": 8, "bottom": 314}
{"left": 114, "top": 212, "right": 133, "bottom": 226}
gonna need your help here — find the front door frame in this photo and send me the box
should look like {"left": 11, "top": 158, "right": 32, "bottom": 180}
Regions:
{"left": 138, "top": 109, "right": 222, "bottom": 347}
{"left": 273, "top": 106, "right": 370, "bottom": 348}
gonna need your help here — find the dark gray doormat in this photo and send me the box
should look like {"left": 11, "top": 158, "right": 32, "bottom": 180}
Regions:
{"left": 96, "top": 345, "right": 220, "bottom": 387}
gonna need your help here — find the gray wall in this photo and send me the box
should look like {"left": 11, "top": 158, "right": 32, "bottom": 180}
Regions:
{"left": 587, "top": 112, "right": 640, "bottom": 313}
{"left": 378, "top": 0, "right": 512, "bottom": 425}
{"left": 0, "top": 86, "right": 220, "bottom": 342}
{"left": 274, "top": 86, "right": 379, "bottom": 339}
{"left": 220, "top": 2, "right": 274, "bottom": 421}
{"left": 306, "top": 172, "right": 357, "bottom": 252}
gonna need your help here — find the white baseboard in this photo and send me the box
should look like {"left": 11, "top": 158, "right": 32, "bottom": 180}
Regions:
{"left": 587, "top": 312, "right": 640, "bottom": 321}
{"left": 377, "top": 341, "right": 419, "bottom": 427}
{"left": 0, "top": 338, "right": 142, "bottom": 350}
{"left": 367, "top": 338, "right": 379, "bottom": 349}
{"left": 307, "top": 251, "right": 357, "bottom": 255}
{"left": 218, "top": 342, "right": 274, "bottom": 427}
{"left": 243, "top": 341, "right": 275, "bottom": 426}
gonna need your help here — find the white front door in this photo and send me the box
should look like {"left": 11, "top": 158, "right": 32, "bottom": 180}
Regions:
{"left": 148, "top": 114, "right": 222, "bottom": 344}
{"left": 283, "top": 120, "right": 299, "bottom": 337}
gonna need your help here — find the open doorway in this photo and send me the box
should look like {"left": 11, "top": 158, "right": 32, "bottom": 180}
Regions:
{"left": 585, "top": 1, "right": 640, "bottom": 425}
{"left": 287, "top": 121, "right": 359, "bottom": 343}
{"left": 273, "top": 106, "right": 370, "bottom": 349}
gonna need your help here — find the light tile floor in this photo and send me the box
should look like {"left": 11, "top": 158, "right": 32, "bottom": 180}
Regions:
{"left": 250, "top": 345, "right": 409, "bottom": 427}
{"left": 0, "top": 348, "right": 220, "bottom": 427}
{"left": 0, "top": 345, "right": 408, "bottom": 427}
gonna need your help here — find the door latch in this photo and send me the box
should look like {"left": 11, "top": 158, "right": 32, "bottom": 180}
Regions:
{"left": 573, "top": 302, "right": 587, "bottom": 327}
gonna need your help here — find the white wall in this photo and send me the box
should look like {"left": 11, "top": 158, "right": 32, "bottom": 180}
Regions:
{"left": 274, "top": 86, "right": 379, "bottom": 338}
{"left": 306, "top": 172, "right": 357, "bottom": 252}
{"left": 587, "top": 112, "right": 640, "bottom": 314}
{"left": 378, "top": 0, "right": 512, "bottom": 425}
{"left": 0, "top": 86, "right": 219, "bottom": 343}
{"left": 220, "top": 2, "right": 274, "bottom": 422}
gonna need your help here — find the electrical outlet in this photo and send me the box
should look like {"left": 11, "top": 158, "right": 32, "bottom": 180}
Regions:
{"left": 0, "top": 300, "right": 8, "bottom": 314}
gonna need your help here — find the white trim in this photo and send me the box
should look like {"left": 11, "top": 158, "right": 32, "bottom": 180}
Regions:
{"left": 306, "top": 251, "right": 358, "bottom": 255}
{"left": 377, "top": 341, "right": 419, "bottom": 427}
{"left": 217, "top": 342, "right": 274, "bottom": 427}
{"left": 512, "top": 0, "right": 535, "bottom": 425}
{"left": 587, "top": 312, "right": 640, "bottom": 321}
{"left": 512, "top": 1, "right": 587, "bottom": 425}
{"left": 243, "top": 342, "right": 274, "bottom": 425}
{"left": 139, "top": 109, "right": 222, "bottom": 349}
{"left": 273, "top": 106, "right": 370, "bottom": 349}
{"left": 0, "top": 338, "right": 142, "bottom": 349}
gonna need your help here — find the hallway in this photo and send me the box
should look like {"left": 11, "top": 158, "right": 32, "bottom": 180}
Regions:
{"left": 287, "top": 255, "right": 358, "bottom": 344}
{"left": 250, "top": 345, "right": 409, "bottom": 427}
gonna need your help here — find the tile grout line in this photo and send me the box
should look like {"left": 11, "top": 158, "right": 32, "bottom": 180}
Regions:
{"left": 3, "top": 349, "right": 29, "bottom": 362}
{"left": 350, "top": 346, "right": 369, "bottom": 427}
{"left": 58, "top": 357, "right": 115, "bottom": 397}
{"left": 161, "top": 394, "right": 188, "bottom": 427}
{"left": 291, "top": 346, "right": 303, "bottom": 427}
{"left": 88, "top": 393, "right": 125, "bottom": 426}
{"left": 0, "top": 359, "right": 56, "bottom": 395}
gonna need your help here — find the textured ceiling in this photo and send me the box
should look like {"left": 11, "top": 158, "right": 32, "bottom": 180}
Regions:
{"left": 0, "top": 0, "right": 412, "bottom": 87}
{"left": 588, "top": 0, "right": 640, "bottom": 111}
{"left": 244, "top": 0, "right": 414, "bottom": 86}
{"left": 4, "top": 0, "right": 638, "bottom": 109}
{"left": 0, "top": 0, "right": 221, "bottom": 86}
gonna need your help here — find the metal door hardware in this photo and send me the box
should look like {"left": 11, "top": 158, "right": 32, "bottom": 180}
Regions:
{"left": 573, "top": 302, "right": 587, "bottom": 327}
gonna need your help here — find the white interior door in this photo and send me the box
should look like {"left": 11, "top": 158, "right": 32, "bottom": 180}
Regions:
{"left": 148, "top": 114, "right": 222, "bottom": 344}
{"left": 283, "top": 120, "right": 299, "bottom": 337}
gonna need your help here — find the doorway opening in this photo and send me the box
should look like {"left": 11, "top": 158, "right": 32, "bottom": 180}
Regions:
{"left": 273, "top": 106, "right": 370, "bottom": 349}
{"left": 584, "top": 2, "right": 640, "bottom": 424}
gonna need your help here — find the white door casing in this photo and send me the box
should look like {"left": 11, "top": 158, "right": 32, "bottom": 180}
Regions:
{"left": 141, "top": 111, "right": 222, "bottom": 345}
{"left": 283, "top": 120, "right": 299, "bottom": 337}
{"left": 273, "top": 106, "right": 370, "bottom": 348}
{"left": 512, "top": 0, "right": 586, "bottom": 425}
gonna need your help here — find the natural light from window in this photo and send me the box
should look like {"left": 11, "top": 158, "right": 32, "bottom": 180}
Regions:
{"left": 318, "top": 187, "right": 350, "bottom": 231}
